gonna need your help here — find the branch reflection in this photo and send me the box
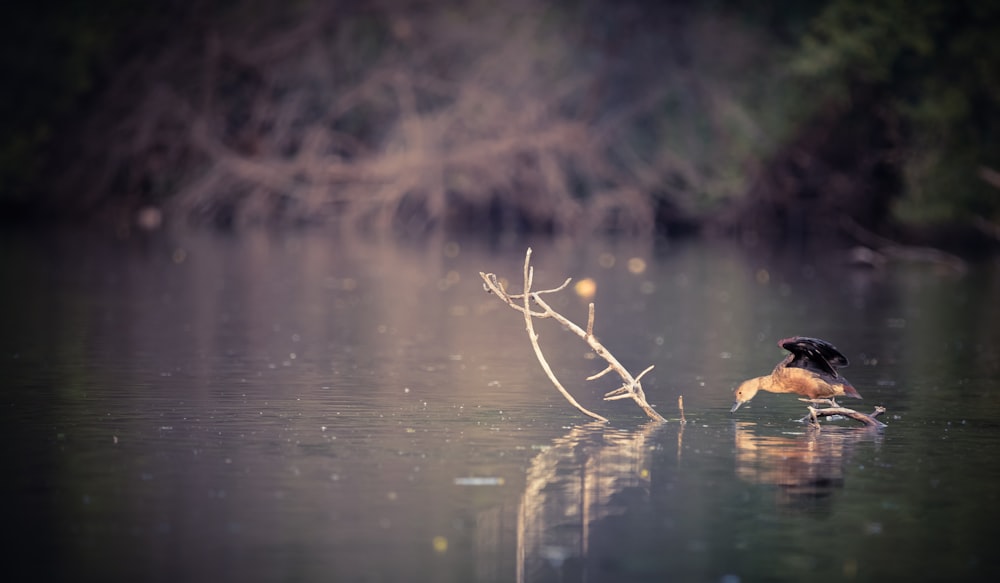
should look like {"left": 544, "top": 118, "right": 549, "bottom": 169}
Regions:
{"left": 515, "top": 421, "right": 669, "bottom": 583}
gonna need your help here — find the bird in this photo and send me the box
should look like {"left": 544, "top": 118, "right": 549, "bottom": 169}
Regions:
{"left": 730, "top": 336, "right": 861, "bottom": 412}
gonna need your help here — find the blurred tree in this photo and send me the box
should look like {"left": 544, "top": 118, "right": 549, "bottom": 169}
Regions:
{"left": 791, "top": 0, "right": 1000, "bottom": 226}
{"left": 4, "top": 0, "right": 998, "bottom": 248}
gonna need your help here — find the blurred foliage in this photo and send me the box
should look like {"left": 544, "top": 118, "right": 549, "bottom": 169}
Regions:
{"left": 10, "top": 0, "right": 798, "bottom": 234}
{"left": 790, "top": 0, "right": 1000, "bottom": 224}
{"left": 2, "top": 0, "right": 998, "bottom": 239}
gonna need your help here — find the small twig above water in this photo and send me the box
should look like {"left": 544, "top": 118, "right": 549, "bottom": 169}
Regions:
{"left": 480, "top": 248, "right": 667, "bottom": 423}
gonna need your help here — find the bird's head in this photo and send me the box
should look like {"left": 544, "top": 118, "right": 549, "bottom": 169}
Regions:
{"left": 731, "top": 378, "right": 760, "bottom": 412}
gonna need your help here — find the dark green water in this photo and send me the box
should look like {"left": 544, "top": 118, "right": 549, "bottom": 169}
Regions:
{"left": 4, "top": 230, "right": 999, "bottom": 582}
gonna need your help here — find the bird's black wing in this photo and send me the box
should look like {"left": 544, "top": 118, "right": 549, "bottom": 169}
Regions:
{"left": 778, "top": 336, "right": 849, "bottom": 377}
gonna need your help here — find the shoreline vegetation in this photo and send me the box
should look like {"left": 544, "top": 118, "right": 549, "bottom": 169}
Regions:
{"left": 3, "top": 0, "right": 999, "bottom": 255}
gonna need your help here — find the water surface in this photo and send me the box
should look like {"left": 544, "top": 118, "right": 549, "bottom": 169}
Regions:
{"left": 4, "top": 230, "right": 1000, "bottom": 582}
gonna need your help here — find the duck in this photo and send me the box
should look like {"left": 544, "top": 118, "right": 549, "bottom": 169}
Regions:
{"left": 730, "top": 336, "right": 861, "bottom": 412}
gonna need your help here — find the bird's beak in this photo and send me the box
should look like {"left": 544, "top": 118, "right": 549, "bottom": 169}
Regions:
{"left": 730, "top": 400, "right": 745, "bottom": 413}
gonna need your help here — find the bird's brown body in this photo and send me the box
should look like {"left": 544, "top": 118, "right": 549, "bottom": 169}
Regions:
{"left": 731, "top": 336, "right": 861, "bottom": 412}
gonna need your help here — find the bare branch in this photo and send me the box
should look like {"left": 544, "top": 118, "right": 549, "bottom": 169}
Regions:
{"left": 605, "top": 391, "right": 636, "bottom": 401}
{"left": 534, "top": 278, "right": 574, "bottom": 296}
{"left": 481, "top": 248, "right": 667, "bottom": 422}
{"left": 494, "top": 275, "right": 571, "bottom": 301}
{"left": 603, "top": 385, "right": 630, "bottom": 398}
{"left": 634, "top": 365, "right": 655, "bottom": 384}
{"left": 480, "top": 272, "right": 549, "bottom": 317}
{"left": 841, "top": 216, "right": 965, "bottom": 273}
{"left": 803, "top": 405, "right": 887, "bottom": 428}
{"left": 586, "top": 365, "right": 614, "bottom": 381}
{"left": 517, "top": 249, "right": 608, "bottom": 423}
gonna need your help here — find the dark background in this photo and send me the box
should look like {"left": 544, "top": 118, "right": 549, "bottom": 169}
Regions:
{"left": 2, "top": 0, "right": 998, "bottom": 252}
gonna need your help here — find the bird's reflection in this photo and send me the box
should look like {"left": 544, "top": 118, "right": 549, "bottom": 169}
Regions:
{"left": 516, "top": 421, "right": 668, "bottom": 583}
{"left": 507, "top": 419, "right": 882, "bottom": 581}
{"left": 733, "top": 421, "right": 881, "bottom": 509}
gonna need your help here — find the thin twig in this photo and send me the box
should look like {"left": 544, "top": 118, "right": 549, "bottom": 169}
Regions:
{"left": 603, "top": 385, "right": 628, "bottom": 397}
{"left": 586, "top": 365, "right": 614, "bottom": 381}
{"left": 634, "top": 365, "right": 655, "bottom": 384}
{"left": 604, "top": 391, "right": 635, "bottom": 401}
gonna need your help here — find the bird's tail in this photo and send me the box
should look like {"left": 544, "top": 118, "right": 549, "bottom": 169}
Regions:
{"left": 842, "top": 382, "right": 862, "bottom": 399}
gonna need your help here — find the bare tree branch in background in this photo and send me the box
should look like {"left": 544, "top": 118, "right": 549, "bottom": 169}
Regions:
{"left": 44, "top": 0, "right": 780, "bottom": 234}
{"left": 481, "top": 248, "right": 667, "bottom": 423}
